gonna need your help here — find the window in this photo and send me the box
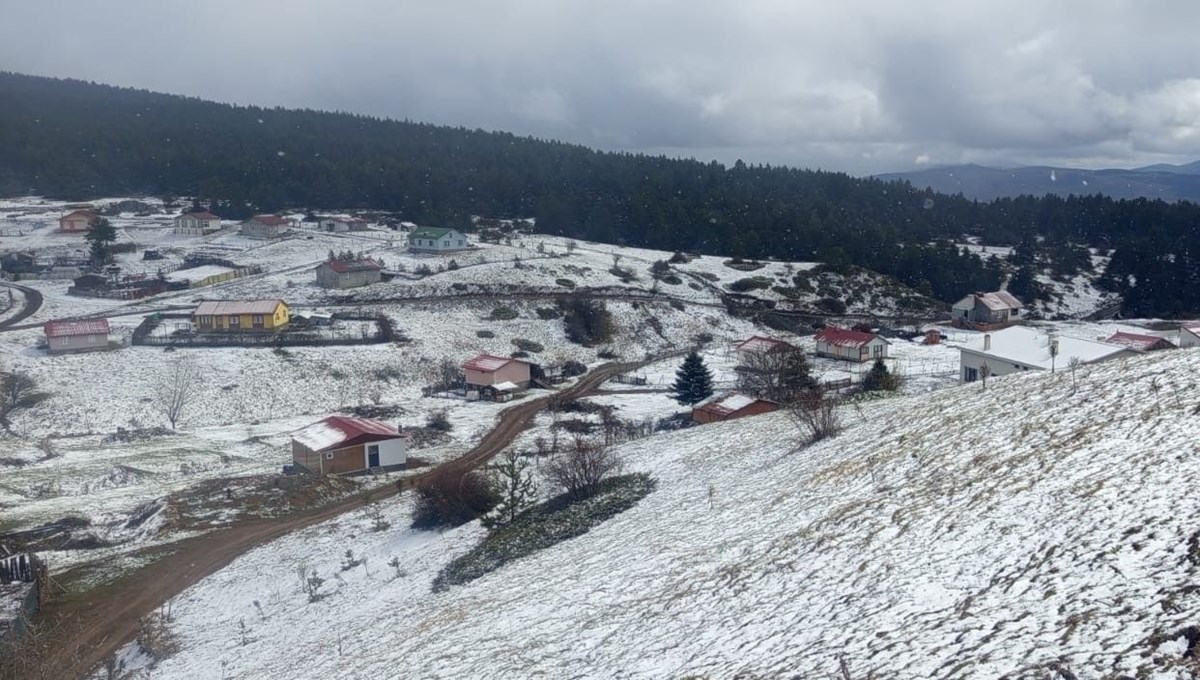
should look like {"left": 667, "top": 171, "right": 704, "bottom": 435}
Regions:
{"left": 228, "top": 315, "right": 239, "bottom": 328}
{"left": 252, "top": 314, "right": 265, "bottom": 327}
{"left": 324, "top": 452, "right": 335, "bottom": 460}
{"left": 367, "top": 444, "right": 379, "bottom": 455}
{"left": 963, "top": 367, "right": 979, "bottom": 382}
{"left": 458, "top": 239, "right": 464, "bottom": 246}
{"left": 443, "top": 240, "right": 450, "bottom": 247}
{"left": 872, "top": 344, "right": 883, "bottom": 358}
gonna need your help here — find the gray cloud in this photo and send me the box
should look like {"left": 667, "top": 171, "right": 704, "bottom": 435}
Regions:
{"left": 1, "top": 0, "right": 1198, "bottom": 174}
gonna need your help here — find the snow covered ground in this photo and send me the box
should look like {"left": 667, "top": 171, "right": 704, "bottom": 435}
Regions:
{"left": 121, "top": 345, "right": 1200, "bottom": 679}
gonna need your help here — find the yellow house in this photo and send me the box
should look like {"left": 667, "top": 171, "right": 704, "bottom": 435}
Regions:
{"left": 192, "top": 299, "right": 289, "bottom": 332}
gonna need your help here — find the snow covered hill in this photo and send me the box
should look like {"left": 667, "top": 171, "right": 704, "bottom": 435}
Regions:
{"left": 140, "top": 348, "right": 1200, "bottom": 679}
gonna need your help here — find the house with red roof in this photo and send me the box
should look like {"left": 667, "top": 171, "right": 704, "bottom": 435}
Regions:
{"left": 1181, "top": 325, "right": 1200, "bottom": 349}
{"left": 814, "top": 327, "right": 889, "bottom": 362}
{"left": 240, "top": 214, "right": 291, "bottom": 239}
{"left": 173, "top": 211, "right": 222, "bottom": 236}
{"left": 315, "top": 258, "right": 382, "bottom": 289}
{"left": 463, "top": 354, "right": 532, "bottom": 400}
{"left": 735, "top": 335, "right": 796, "bottom": 355}
{"left": 1105, "top": 331, "right": 1175, "bottom": 352}
{"left": 291, "top": 415, "right": 406, "bottom": 475}
{"left": 692, "top": 393, "right": 779, "bottom": 424}
{"left": 58, "top": 209, "right": 99, "bottom": 233}
{"left": 44, "top": 318, "right": 111, "bottom": 354}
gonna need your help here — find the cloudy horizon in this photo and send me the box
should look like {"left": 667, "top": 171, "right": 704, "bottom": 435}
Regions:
{"left": 3, "top": 0, "right": 1198, "bottom": 175}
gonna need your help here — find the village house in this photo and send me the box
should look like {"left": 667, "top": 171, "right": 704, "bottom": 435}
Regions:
{"left": 692, "top": 393, "right": 779, "bottom": 424}
{"left": 58, "top": 209, "right": 99, "bottom": 233}
{"left": 814, "top": 327, "right": 889, "bottom": 362}
{"left": 951, "top": 290, "right": 1023, "bottom": 329}
{"left": 408, "top": 226, "right": 470, "bottom": 253}
{"left": 173, "top": 211, "right": 222, "bottom": 236}
{"left": 1104, "top": 331, "right": 1176, "bottom": 352}
{"left": 315, "top": 258, "right": 383, "bottom": 289}
{"left": 291, "top": 415, "right": 406, "bottom": 476}
{"left": 1180, "top": 326, "right": 1200, "bottom": 349}
{"left": 735, "top": 335, "right": 797, "bottom": 355}
{"left": 43, "top": 318, "right": 111, "bottom": 354}
{"left": 463, "top": 353, "right": 532, "bottom": 400}
{"left": 319, "top": 216, "right": 369, "bottom": 233}
{"left": 958, "top": 326, "right": 1137, "bottom": 383}
{"left": 239, "top": 214, "right": 291, "bottom": 239}
{"left": 192, "top": 299, "right": 289, "bottom": 332}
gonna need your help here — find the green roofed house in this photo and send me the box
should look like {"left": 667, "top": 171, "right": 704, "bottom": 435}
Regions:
{"left": 407, "top": 226, "right": 470, "bottom": 253}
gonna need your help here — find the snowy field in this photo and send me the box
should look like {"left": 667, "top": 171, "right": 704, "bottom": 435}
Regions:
{"left": 116, "top": 346, "right": 1200, "bottom": 679}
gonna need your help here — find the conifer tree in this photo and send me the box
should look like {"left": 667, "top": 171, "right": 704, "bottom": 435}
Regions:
{"left": 861, "top": 358, "right": 898, "bottom": 392}
{"left": 482, "top": 449, "right": 537, "bottom": 529}
{"left": 671, "top": 351, "right": 714, "bottom": 406}
{"left": 85, "top": 217, "right": 117, "bottom": 267}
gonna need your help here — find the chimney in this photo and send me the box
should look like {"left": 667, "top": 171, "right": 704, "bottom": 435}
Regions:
{"left": 983, "top": 333, "right": 991, "bottom": 351}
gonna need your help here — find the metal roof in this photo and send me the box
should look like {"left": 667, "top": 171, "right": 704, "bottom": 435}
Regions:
{"left": 815, "top": 327, "right": 885, "bottom": 348}
{"left": 736, "top": 335, "right": 796, "bottom": 353}
{"left": 193, "top": 299, "right": 286, "bottom": 316}
{"left": 408, "top": 227, "right": 457, "bottom": 239}
{"left": 463, "top": 354, "right": 526, "bottom": 372}
{"left": 324, "top": 259, "right": 382, "bottom": 273}
{"left": 292, "top": 415, "right": 399, "bottom": 453}
{"left": 44, "top": 318, "right": 110, "bottom": 337}
{"left": 695, "top": 393, "right": 776, "bottom": 417}
{"left": 245, "top": 214, "right": 288, "bottom": 226}
{"left": 1105, "top": 331, "right": 1174, "bottom": 351}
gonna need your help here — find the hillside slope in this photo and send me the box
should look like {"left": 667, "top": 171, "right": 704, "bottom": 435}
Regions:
{"left": 877, "top": 162, "right": 1200, "bottom": 202}
{"left": 146, "top": 348, "right": 1200, "bottom": 679}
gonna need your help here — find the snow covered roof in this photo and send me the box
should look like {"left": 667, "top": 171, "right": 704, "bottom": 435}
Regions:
{"left": 1105, "top": 331, "right": 1174, "bottom": 351}
{"left": 245, "top": 214, "right": 288, "bottom": 226}
{"left": 736, "top": 335, "right": 795, "bottom": 354}
{"left": 695, "top": 393, "right": 776, "bottom": 417}
{"left": 491, "top": 381, "right": 519, "bottom": 392}
{"left": 960, "top": 326, "right": 1134, "bottom": 369}
{"left": 178, "top": 211, "right": 220, "bottom": 221}
{"left": 61, "top": 209, "right": 97, "bottom": 220}
{"left": 44, "top": 318, "right": 110, "bottom": 337}
{"left": 409, "top": 227, "right": 458, "bottom": 239}
{"left": 463, "top": 354, "right": 526, "bottom": 372}
{"left": 167, "top": 265, "right": 234, "bottom": 282}
{"left": 193, "top": 299, "right": 285, "bottom": 316}
{"left": 815, "top": 327, "right": 885, "bottom": 348}
{"left": 292, "top": 415, "right": 399, "bottom": 453}
{"left": 956, "top": 291, "right": 1023, "bottom": 311}
{"left": 323, "top": 258, "right": 382, "bottom": 274}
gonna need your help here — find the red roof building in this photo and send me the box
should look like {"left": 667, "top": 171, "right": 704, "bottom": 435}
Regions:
{"left": 814, "top": 327, "right": 889, "bottom": 362}
{"left": 735, "top": 335, "right": 796, "bottom": 354}
{"left": 43, "top": 318, "right": 111, "bottom": 354}
{"left": 291, "top": 415, "right": 406, "bottom": 475}
{"left": 463, "top": 354, "right": 532, "bottom": 390}
{"left": 59, "top": 209, "right": 99, "bottom": 233}
{"left": 692, "top": 393, "right": 779, "bottom": 424}
{"left": 1105, "top": 331, "right": 1175, "bottom": 352}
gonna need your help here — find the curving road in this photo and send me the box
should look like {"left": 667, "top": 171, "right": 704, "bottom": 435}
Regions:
{"left": 0, "top": 281, "right": 44, "bottom": 330}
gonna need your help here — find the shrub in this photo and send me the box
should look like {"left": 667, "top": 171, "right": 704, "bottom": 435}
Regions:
{"left": 489, "top": 306, "right": 519, "bottom": 320}
{"left": 511, "top": 350, "right": 530, "bottom": 358}
{"left": 651, "top": 260, "right": 671, "bottom": 277}
{"left": 451, "top": 282, "right": 468, "bottom": 291}
{"left": 555, "top": 278, "right": 576, "bottom": 289}
{"left": 660, "top": 274, "right": 682, "bottom": 285}
{"left": 560, "top": 296, "right": 616, "bottom": 346}
{"left": 816, "top": 297, "right": 847, "bottom": 315}
{"left": 668, "top": 251, "right": 689, "bottom": 264}
{"left": 432, "top": 474, "right": 656, "bottom": 590}
{"left": 476, "top": 329, "right": 496, "bottom": 338}
{"left": 544, "top": 438, "right": 624, "bottom": 499}
{"left": 596, "top": 347, "right": 618, "bottom": 360}
{"left": 511, "top": 338, "right": 544, "bottom": 353}
{"left": 447, "top": 259, "right": 460, "bottom": 270}
{"left": 411, "top": 468, "right": 498, "bottom": 529}
{"left": 535, "top": 307, "right": 561, "bottom": 320}
{"left": 414, "top": 264, "right": 433, "bottom": 276}
{"left": 697, "top": 272, "right": 720, "bottom": 282}
{"left": 728, "top": 276, "right": 772, "bottom": 292}
{"left": 609, "top": 266, "right": 637, "bottom": 282}
{"left": 560, "top": 360, "right": 587, "bottom": 378}
{"left": 426, "top": 409, "right": 452, "bottom": 432}
{"left": 788, "top": 393, "right": 843, "bottom": 444}
{"left": 669, "top": 299, "right": 686, "bottom": 311}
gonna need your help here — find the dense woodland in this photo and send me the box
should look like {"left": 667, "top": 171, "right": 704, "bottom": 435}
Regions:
{"left": 2, "top": 72, "right": 1197, "bottom": 315}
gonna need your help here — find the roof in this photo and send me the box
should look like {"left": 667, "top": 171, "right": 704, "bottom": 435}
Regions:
{"left": 62, "top": 209, "right": 96, "bottom": 220}
{"left": 292, "top": 415, "right": 399, "bottom": 453}
{"left": 409, "top": 227, "right": 457, "bottom": 239}
{"left": 193, "top": 299, "right": 285, "bottom": 316}
{"left": 491, "top": 381, "right": 519, "bottom": 391}
{"left": 463, "top": 354, "right": 527, "bottom": 372}
{"left": 179, "top": 211, "right": 220, "bottom": 220}
{"left": 166, "top": 265, "right": 234, "bottom": 282}
{"left": 815, "top": 327, "right": 885, "bottom": 348}
{"left": 323, "top": 258, "right": 382, "bottom": 274}
{"left": 1105, "top": 331, "right": 1174, "bottom": 351}
{"left": 44, "top": 318, "right": 110, "bottom": 337}
{"left": 245, "top": 214, "right": 288, "bottom": 226}
{"left": 736, "top": 335, "right": 796, "bottom": 353}
{"left": 959, "top": 326, "right": 1133, "bottom": 370}
{"left": 695, "top": 393, "right": 776, "bottom": 417}
{"left": 956, "top": 291, "right": 1023, "bottom": 311}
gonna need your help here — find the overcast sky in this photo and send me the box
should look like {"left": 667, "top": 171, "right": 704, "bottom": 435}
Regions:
{"left": 2, "top": 0, "right": 1198, "bottom": 175}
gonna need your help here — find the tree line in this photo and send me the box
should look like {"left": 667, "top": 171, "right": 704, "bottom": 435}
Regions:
{"left": 2, "top": 72, "right": 1198, "bottom": 314}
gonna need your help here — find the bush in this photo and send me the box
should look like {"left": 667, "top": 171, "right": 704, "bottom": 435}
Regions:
{"left": 412, "top": 468, "right": 498, "bottom": 530}
{"left": 660, "top": 274, "right": 682, "bottom": 285}
{"left": 669, "top": 299, "right": 686, "bottom": 311}
{"left": 414, "top": 264, "right": 433, "bottom": 276}
{"left": 724, "top": 258, "right": 765, "bottom": 271}
{"left": 489, "top": 306, "right": 519, "bottom": 320}
{"left": 447, "top": 259, "right": 460, "bottom": 270}
{"left": 432, "top": 473, "right": 656, "bottom": 590}
{"left": 476, "top": 329, "right": 495, "bottom": 338}
{"left": 728, "top": 276, "right": 772, "bottom": 292}
{"left": 555, "top": 278, "right": 576, "bottom": 289}
{"left": 535, "top": 307, "right": 561, "bottom": 320}
{"left": 544, "top": 439, "right": 624, "bottom": 499}
{"left": 668, "top": 251, "right": 689, "bottom": 264}
{"left": 816, "top": 297, "right": 847, "bottom": 315}
{"left": 511, "top": 350, "right": 530, "bottom": 358}
{"left": 451, "top": 282, "right": 468, "bottom": 291}
{"left": 596, "top": 347, "right": 618, "bottom": 359}
{"left": 426, "top": 409, "right": 452, "bottom": 432}
{"left": 788, "top": 393, "right": 843, "bottom": 444}
{"left": 511, "top": 338, "right": 544, "bottom": 353}
{"left": 560, "top": 360, "right": 587, "bottom": 378}
{"left": 560, "top": 296, "right": 616, "bottom": 346}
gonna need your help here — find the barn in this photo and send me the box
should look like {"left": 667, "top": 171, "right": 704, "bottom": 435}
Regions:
{"left": 291, "top": 415, "right": 407, "bottom": 476}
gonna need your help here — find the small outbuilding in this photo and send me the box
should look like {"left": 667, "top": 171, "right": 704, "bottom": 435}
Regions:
{"left": 1105, "top": 331, "right": 1175, "bottom": 352}
{"left": 692, "top": 393, "right": 779, "bottom": 424}
{"left": 59, "top": 209, "right": 99, "bottom": 233}
{"left": 814, "top": 327, "right": 889, "bottom": 362}
{"left": 291, "top": 415, "right": 406, "bottom": 476}
{"left": 735, "top": 335, "right": 796, "bottom": 355}
{"left": 463, "top": 354, "right": 532, "bottom": 393}
{"left": 315, "top": 258, "right": 383, "bottom": 289}
{"left": 44, "top": 318, "right": 111, "bottom": 354}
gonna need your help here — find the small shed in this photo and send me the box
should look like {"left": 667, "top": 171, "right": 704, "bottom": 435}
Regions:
{"left": 291, "top": 415, "right": 406, "bottom": 476}
{"left": 814, "top": 327, "right": 889, "bottom": 362}
{"left": 692, "top": 393, "right": 779, "bottom": 424}
{"left": 44, "top": 318, "right": 111, "bottom": 354}
{"left": 735, "top": 335, "right": 796, "bottom": 355}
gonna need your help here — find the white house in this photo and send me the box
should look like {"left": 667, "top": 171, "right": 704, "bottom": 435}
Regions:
{"left": 1180, "top": 326, "right": 1200, "bottom": 349}
{"left": 814, "top": 327, "right": 889, "bottom": 362}
{"left": 408, "top": 227, "right": 470, "bottom": 253}
{"left": 240, "top": 215, "right": 291, "bottom": 239}
{"left": 318, "top": 217, "right": 369, "bottom": 233}
{"left": 173, "top": 211, "right": 222, "bottom": 236}
{"left": 958, "top": 326, "right": 1138, "bottom": 383}
{"left": 291, "top": 415, "right": 406, "bottom": 476}
{"left": 951, "top": 291, "right": 1023, "bottom": 328}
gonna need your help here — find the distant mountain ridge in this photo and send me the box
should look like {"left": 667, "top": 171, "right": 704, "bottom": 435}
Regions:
{"left": 876, "top": 161, "right": 1200, "bottom": 202}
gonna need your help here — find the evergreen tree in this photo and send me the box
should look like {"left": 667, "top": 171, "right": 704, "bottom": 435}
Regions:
{"left": 861, "top": 358, "right": 899, "bottom": 392}
{"left": 85, "top": 217, "right": 117, "bottom": 267}
{"left": 671, "top": 351, "right": 714, "bottom": 406}
{"left": 481, "top": 449, "right": 537, "bottom": 529}
{"left": 779, "top": 351, "right": 819, "bottom": 401}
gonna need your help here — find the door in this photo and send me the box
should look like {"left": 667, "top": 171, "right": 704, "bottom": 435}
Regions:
{"left": 367, "top": 444, "right": 380, "bottom": 468}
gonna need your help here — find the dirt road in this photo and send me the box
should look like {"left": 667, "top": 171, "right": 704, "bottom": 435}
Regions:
{"left": 38, "top": 355, "right": 673, "bottom": 679}
{"left": 0, "top": 281, "right": 43, "bottom": 329}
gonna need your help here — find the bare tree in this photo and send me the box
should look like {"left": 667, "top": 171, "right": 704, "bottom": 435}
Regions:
{"left": 0, "top": 368, "right": 50, "bottom": 433}
{"left": 544, "top": 436, "right": 624, "bottom": 499}
{"left": 980, "top": 362, "right": 991, "bottom": 392}
{"left": 735, "top": 349, "right": 817, "bottom": 403}
{"left": 155, "top": 358, "right": 202, "bottom": 429}
{"left": 1068, "top": 356, "right": 1082, "bottom": 388}
{"left": 787, "top": 392, "right": 843, "bottom": 444}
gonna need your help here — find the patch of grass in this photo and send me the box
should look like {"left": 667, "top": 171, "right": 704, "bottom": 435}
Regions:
{"left": 432, "top": 474, "right": 657, "bottom": 591}
{"left": 512, "top": 338, "right": 544, "bottom": 353}
{"left": 489, "top": 306, "right": 519, "bottom": 320}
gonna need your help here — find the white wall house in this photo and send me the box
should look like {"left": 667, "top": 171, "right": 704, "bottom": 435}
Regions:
{"left": 814, "top": 327, "right": 889, "bottom": 362}
{"left": 1181, "top": 326, "right": 1200, "bottom": 348}
{"left": 958, "top": 326, "right": 1138, "bottom": 383}
{"left": 408, "top": 227, "right": 470, "bottom": 253}
{"left": 173, "top": 211, "right": 222, "bottom": 236}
